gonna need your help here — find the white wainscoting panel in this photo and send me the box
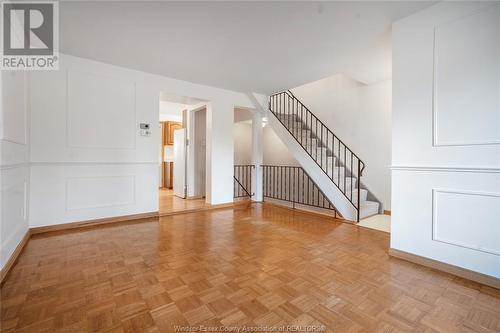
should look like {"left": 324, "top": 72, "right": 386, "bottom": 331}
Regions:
{"left": 391, "top": 169, "right": 500, "bottom": 278}
{"left": 433, "top": 5, "right": 500, "bottom": 146}
{"left": 29, "top": 164, "right": 158, "bottom": 228}
{"left": 432, "top": 189, "right": 500, "bottom": 256}
{"left": 67, "top": 70, "right": 136, "bottom": 149}
{"left": 0, "top": 167, "right": 29, "bottom": 269}
{"left": 66, "top": 175, "right": 135, "bottom": 210}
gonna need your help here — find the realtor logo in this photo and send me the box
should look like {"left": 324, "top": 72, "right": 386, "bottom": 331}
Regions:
{"left": 1, "top": 1, "right": 58, "bottom": 70}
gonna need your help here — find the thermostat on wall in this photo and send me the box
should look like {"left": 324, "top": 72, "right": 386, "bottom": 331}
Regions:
{"left": 139, "top": 123, "right": 151, "bottom": 136}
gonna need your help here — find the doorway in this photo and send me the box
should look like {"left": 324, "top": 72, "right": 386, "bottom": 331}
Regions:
{"left": 158, "top": 93, "right": 209, "bottom": 215}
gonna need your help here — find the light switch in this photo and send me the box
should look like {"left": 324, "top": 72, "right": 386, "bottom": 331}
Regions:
{"left": 139, "top": 123, "right": 151, "bottom": 136}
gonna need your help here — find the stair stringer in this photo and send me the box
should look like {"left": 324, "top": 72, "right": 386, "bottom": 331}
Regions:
{"left": 266, "top": 109, "right": 358, "bottom": 221}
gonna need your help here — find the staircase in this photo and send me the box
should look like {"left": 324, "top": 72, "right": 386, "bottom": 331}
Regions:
{"left": 266, "top": 91, "right": 379, "bottom": 222}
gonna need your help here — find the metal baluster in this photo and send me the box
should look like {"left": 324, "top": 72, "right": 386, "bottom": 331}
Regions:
{"left": 282, "top": 167, "right": 284, "bottom": 202}
{"left": 286, "top": 95, "right": 289, "bottom": 130}
{"left": 290, "top": 167, "right": 292, "bottom": 203}
{"left": 276, "top": 166, "right": 279, "bottom": 200}
{"left": 284, "top": 95, "right": 287, "bottom": 128}
{"left": 307, "top": 172, "right": 310, "bottom": 203}
{"left": 306, "top": 109, "right": 309, "bottom": 152}
{"left": 274, "top": 166, "right": 277, "bottom": 199}
{"left": 337, "top": 140, "right": 340, "bottom": 185}
{"left": 326, "top": 131, "right": 329, "bottom": 176}
{"left": 350, "top": 152, "right": 353, "bottom": 202}
{"left": 279, "top": 94, "right": 281, "bottom": 119}
{"left": 271, "top": 166, "right": 273, "bottom": 199}
{"left": 267, "top": 166, "right": 270, "bottom": 198}
{"left": 301, "top": 168, "right": 304, "bottom": 205}
{"left": 251, "top": 165, "right": 253, "bottom": 196}
{"left": 244, "top": 166, "right": 247, "bottom": 196}
{"left": 315, "top": 118, "right": 317, "bottom": 161}
{"left": 321, "top": 125, "right": 324, "bottom": 171}
{"left": 331, "top": 134, "right": 334, "bottom": 180}
{"left": 343, "top": 146, "right": 346, "bottom": 193}
{"left": 264, "top": 167, "right": 266, "bottom": 198}
{"left": 280, "top": 166, "right": 286, "bottom": 199}
{"left": 264, "top": 166, "right": 266, "bottom": 198}
{"left": 357, "top": 159, "right": 361, "bottom": 222}
{"left": 300, "top": 101, "right": 303, "bottom": 145}
{"left": 262, "top": 166, "right": 265, "bottom": 198}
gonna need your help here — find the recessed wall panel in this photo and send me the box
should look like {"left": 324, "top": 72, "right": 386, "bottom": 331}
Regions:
{"left": 2, "top": 71, "right": 27, "bottom": 145}
{"left": 0, "top": 167, "right": 29, "bottom": 268}
{"left": 432, "top": 189, "right": 500, "bottom": 256}
{"left": 66, "top": 175, "right": 135, "bottom": 210}
{"left": 67, "top": 70, "right": 136, "bottom": 149}
{"left": 1, "top": 181, "right": 27, "bottom": 242}
{"left": 433, "top": 5, "right": 500, "bottom": 146}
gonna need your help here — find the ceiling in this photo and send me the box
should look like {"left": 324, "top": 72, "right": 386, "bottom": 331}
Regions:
{"left": 59, "top": 1, "right": 436, "bottom": 94}
{"left": 159, "top": 92, "right": 205, "bottom": 105}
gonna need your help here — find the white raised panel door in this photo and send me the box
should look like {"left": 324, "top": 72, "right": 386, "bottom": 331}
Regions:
{"left": 173, "top": 129, "right": 186, "bottom": 198}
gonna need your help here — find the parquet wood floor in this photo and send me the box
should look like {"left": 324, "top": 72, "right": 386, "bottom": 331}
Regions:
{"left": 159, "top": 189, "right": 210, "bottom": 215}
{"left": 1, "top": 204, "right": 499, "bottom": 332}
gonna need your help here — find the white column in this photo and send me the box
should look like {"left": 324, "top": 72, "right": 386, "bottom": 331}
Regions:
{"left": 251, "top": 111, "right": 263, "bottom": 202}
{"left": 205, "top": 101, "right": 234, "bottom": 205}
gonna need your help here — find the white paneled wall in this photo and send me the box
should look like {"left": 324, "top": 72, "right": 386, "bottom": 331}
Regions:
{"left": 30, "top": 64, "right": 157, "bottom": 163}
{"left": 29, "top": 57, "right": 159, "bottom": 227}
{"left": 29, "top": 164, "right": 157, "bottom": 227}
{"left": 27, "top": 54, "right": 260, "bottom": 228}
{"left": 392, "top": 2, "right": 500, "bottom": 278}
{"left": 1, "top": 71, "right": 30, "bottom": 270}
{"left": 433, "top": 6, "right": 499, "bottom": 146}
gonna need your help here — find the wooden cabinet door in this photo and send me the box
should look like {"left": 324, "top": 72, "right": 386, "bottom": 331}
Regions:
{"left": 165, "top": 121, "right": 182, "bottom": 145}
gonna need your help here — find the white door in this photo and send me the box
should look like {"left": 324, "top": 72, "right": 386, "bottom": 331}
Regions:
{"left": 173, "top": 128, "right": 186, "bottom": 198}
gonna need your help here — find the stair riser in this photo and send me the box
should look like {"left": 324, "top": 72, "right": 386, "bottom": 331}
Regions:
{"left": 359, "top": 202, "right": 380, "bottom": 219}
{"left": 310, "top": 149, "right": 332, "bottom": 157}
{"left": 348, "top": 189, "right": 368, "bottom": 203}
{"left": 324, "top": 167, "right": 345, "bottom": 175}
{"left": 333, "top": 178, "right": 357, "bottom": 188}
{"left": 300, "top": 141, "right": 320, "bottom": 148}
{"left": 319, "top": 159, "right": 338, "bottom": 168}
{"left": 290, "top": 130, "right": 316, "bottom": 136}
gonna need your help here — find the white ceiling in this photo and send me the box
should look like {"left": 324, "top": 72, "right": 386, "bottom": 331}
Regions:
{"left": 159, "top": 92, "right": 205, "bottom": 105}
{"left": 59, "top": 1, "right": 436, "bottom": 94}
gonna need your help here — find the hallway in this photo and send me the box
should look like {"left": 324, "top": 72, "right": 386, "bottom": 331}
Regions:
{"left": 159, "top": 189, "right": 210, "bottom": 215}
{"left": 1, "top": 205, "right": 498, "bottom": 332}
